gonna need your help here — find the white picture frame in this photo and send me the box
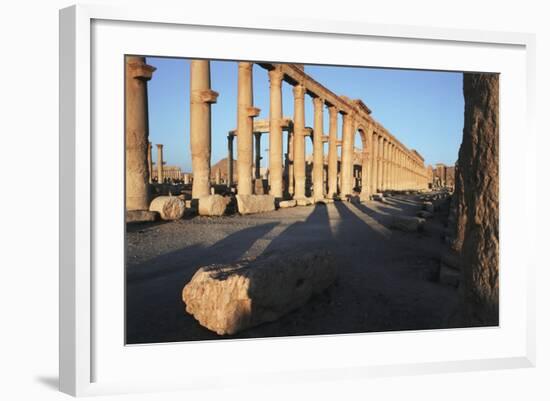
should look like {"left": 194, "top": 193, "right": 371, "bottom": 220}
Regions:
{"left": 59, "top": 3, "right": 536, "bottom": 397}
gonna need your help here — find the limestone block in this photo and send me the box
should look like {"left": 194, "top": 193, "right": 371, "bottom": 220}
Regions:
{"left": 198, "top": 195, "right": 230, "bottom": 216}
{"left": 126, "top": 210, "right": 158, "bottom": 223}
{"left": 296, "top": 197, "right": 314, "bottom": 206}
{"left": 149, "top": 196, "right": 185, "bottom": 220}
{"left": 389, "top": 216, "right": 425, "bottom": 232}
{"left": 236, "top": 194, "right": 275, "bottom": 215}
{"left": 182, "top": 249, "right": 338, "bottom": 335}
{"left": 416, "top": 210, "right": 433, "bottom": 219}
{"left": 278, "top": 200, "right": 297, "bottom": 208}
{"left": 372, "top": 193, "right": 386, "bottom": 203}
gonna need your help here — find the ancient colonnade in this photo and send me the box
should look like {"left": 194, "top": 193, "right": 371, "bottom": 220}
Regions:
{"left": 125, "top": 57, "right": 430, "bottom": 214}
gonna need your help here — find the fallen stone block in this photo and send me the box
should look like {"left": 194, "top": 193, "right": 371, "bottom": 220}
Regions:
{"left": 198, "top": 195, "right": 230, "bottom": 216}
{"left": 372, "top": 193, "right": 386, "bottom": 203}
{"left": 182, "top": 249, "right": 338, "bottom": 335}
{"left": 315, "top": 198, "right": 334, "bottom": 204}
{"left": 296, "top": 197, "right": 314, "bottom": 206}
{"left": 389, "top": 216, "right": 425, "bottom": 232}
{"left": 278, "top": 199, "right": 297, "bottom": 208}
{"left": 236, "top": 194, "right": 275, "bottom": 215}
{"left": 149, "top": 196, "right": 185, "bottom": 220}
{"left": 126, "top": 210, "right": 158, "bottom": 223}
{"left": 416, "top": 210, "right": 433, "bottom": 219}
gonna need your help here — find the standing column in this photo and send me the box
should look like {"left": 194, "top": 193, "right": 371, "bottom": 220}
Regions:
{"left": 378, "top": 138, "right": 385, "bottom": 191}
{"left": 293, "top": 84, "right": 306, "bottom": 199}
{"left": 287, "top": 130, "right": 294, "bottom": 196}
{"left": 156, "top": 144, "right": 164, "bottom": 184}
{"left": 360, "top": 126, "right": 373, "bottom": 200}
{"left": 312, "top": 97, "right": 325, "bottom": 200}
{"left": 268, "top": 68, "right": 284, "bottom": 199}
{"left": 254, "top": 132, "right": 262, "bottom": 179}
{"left": 376, "top": 136, "right": 383, "bottom": 191}
{"left": 371, "top": 132, "right": 378, "bottom": 194}
{"left": 125, "top": 56, "right": 155, "bottom": 211}
{"left": 389, "top": 144, "right": 394, "bottom": 190}
{"left": 340, "top": 113, "right": 354, "bottom": 197}
{"left": 327, "top": 106, "right": 338, "bottom": 198}
{"left": 190, "top": 60, "right": 218, "bottom": 199}
{"left": 147, "top": 142, "right": 153, "bottom": 184}
{"left": 227, "top": 133, "right": 234, "bottom": 188}
{"left": 236, "top": 62, "right": 259, "bottom": 195}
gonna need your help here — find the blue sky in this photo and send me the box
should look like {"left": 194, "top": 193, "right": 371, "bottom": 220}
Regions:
{"left": 146, "top": 57, "right": 463, "bottom": 172}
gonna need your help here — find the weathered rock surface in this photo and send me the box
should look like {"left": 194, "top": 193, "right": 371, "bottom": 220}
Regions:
{"left": 296, "top": 197, "right": 314, "bottom": 206}
{"left": 198, "top": 194, "right": 230, "bottom": 216}
{"left": 236, "top": 194, "right": 275, "bottom": 215}
{"left": 182, "top": 249, "right": 338, "bottom": 335}
{"left": 126, "top": 210, "right": 158, "bottom": 223}
{"left": 389, "top": 216, "right": 425, "bottom": 232}
{"left": 149, "top": 196, "right": 185, "bottom": 220}
{"left": 372, "top": 193, "right": 386, "bottom": 203}
{"left": 278, "top": 200, "right": 297, "bottom": 208}
{"left": 455, "top": 73, "right": 500, "bottom": 325}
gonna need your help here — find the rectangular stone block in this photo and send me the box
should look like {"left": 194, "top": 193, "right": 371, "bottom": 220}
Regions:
{"left": 236, "top": 194, "right": 275, "bottom": 215}
{"left": 182, "top": 249, "right": 337, "bottom": 335}
{"left": 198, "top": 194, "right": 230, "bottom": 216}
{"left": 278, "top": 199, "right": 297, "bottom": 208}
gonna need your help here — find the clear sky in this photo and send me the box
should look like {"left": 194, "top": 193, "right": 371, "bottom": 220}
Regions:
{"left": 146, "top": 57, "right": 463, "bottom": 172}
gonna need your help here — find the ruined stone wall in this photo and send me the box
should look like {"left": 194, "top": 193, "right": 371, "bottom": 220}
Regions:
{"left": 457, "top": 73, "right": 499, "bottom": 326}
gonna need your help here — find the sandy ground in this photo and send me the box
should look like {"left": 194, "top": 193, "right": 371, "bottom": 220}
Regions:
{"left": 126, "top": 194, "right": 459, "bottom": 344}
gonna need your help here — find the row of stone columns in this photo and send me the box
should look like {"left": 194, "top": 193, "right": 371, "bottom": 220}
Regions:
{"left": 126, "top": 56, "right": 430, "bottom": 214}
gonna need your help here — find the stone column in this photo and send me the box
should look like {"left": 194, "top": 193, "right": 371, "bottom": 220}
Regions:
{"left": 236, "top": 62, "right": 259, "bottom": 195}
{"left": 147, "top": 142, "right": 153, "bottom": 184}
{"left": 360, "top": 127, "right": 372, "bottom": 200}
{"left": 340, "top": 113, "right": 354, "bottom": 197}
{"left": 125, "top": 56, "right": 155, "bottom": 211}
{"left": 292, "top": 84, "right": 306, "bottom": 199}
{"left": 371, "top": 132, "right": 378, "bottom": 194}
{"left": 327, "top": 106, "right": 338, "bottom": 198}
{"left": 287, "top": 130, "right": 294, "bottom": 196}
{"left": 312, "top": 97, "right": 325, "bottom": 200}
{"left": 389, "top": 143, "right": 394, "bottom": 190}
{"left": 377, "top": 138, "right": 383, "bottom": 191}
{"left": 227, "top": 133, "right": 234, "bottom": 188}
{"left": 190, "top": 60, "right": 218, "bottom": 199}
{"left": 215, "top": 168, "right": 221, "bottom": 185}
{"left": 156, "top": 144, "right": 164, "bottom": 184}
{"left": 254, "top": 132, "right": 262, "bottom": 179}
{"left": 376, "top": 136, "right": 383, "bottom": 191}
{"left": 268, "top": 68, "right": 284, "bottom": 199}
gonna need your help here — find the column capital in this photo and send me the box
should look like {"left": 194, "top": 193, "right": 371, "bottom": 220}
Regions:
{"left": 191, "top": 89, "right": 219, "bottom": 104}
{"left": 293, "top": 83, "right": 306, "bottom": 97}
{"left": 247, "top": 106, "right": 261, "bottom": 117}
{"left": 328, "top": 105, "right": 338, "bottom": 117}
{"left": 238, "top": 61, "right": 253, "bottom": 71}
{"left": 156, "top": 143, "right": 163, "bottom": 149}
{"left": 127, "top": 58, "right": 156, "bottom": 81}
{"left": 312, "top": 96, "right": 324, "bottom": 107}
{"left": 268, "top": 68, "right": 284, "bottom": 85}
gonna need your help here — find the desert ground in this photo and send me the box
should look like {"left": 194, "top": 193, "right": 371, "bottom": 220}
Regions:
{"left": 126, "top": 193, "right": 459, "bottom": 344}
